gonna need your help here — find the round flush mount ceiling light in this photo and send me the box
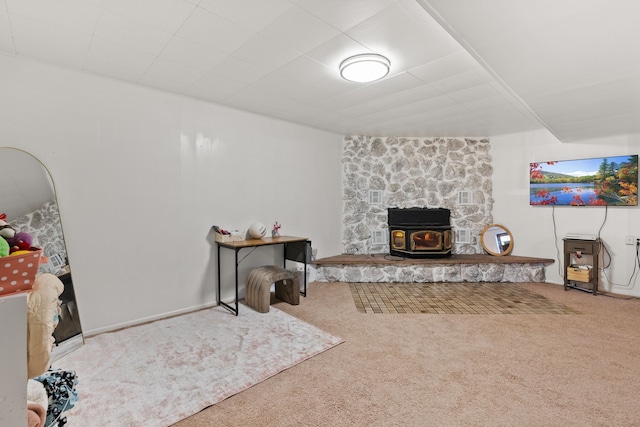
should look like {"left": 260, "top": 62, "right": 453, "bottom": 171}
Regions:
{"left": 339, "top": 53, "right": 390, "bottom": 83}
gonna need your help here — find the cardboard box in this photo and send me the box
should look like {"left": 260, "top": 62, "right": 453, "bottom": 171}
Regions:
{"left": 0, "top": 248, "right": 43, "bottom": 296}
{"left": 567, "top": 266, "right": 592, "bottom": 283}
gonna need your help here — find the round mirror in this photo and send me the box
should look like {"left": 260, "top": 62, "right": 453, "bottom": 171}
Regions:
{"left": 481, "top": 224, "right": 514, "bottom": 256}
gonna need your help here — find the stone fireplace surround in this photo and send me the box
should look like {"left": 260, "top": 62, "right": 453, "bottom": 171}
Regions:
{"left": 318, "top": 135, "right": 551, "bottom": 283}
{"left": 342, "top": 136, "right": 492, "bottom": 256}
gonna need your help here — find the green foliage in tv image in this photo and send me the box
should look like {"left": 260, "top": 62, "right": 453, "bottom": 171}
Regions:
{"left": 530, "top": 155, "right": 638, "bottom": 206}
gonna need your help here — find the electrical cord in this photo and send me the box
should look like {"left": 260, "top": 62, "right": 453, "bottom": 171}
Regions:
{"left": 553, "top": 203, "right": 639, "bottom": 293}
{"left": 551, "top": 204, "right": 564, "bottom": 277}
{"left": 596, "top": 204, "right": 608, "bottom": 239}
{"left": 597, "top": 213, "right": 640, "bottom": 290}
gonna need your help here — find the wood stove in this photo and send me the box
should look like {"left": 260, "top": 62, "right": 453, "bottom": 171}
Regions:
{"left": 388, "top": 207, "right": 453, "bottom": 258}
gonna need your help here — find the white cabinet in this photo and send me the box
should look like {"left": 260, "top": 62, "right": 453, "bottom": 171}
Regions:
{"left": 0, "top": 293, "right": 27, "bottom": 426}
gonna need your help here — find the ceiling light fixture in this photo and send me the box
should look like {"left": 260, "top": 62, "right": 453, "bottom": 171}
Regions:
{"left": 339, "top": 54, "right": 390, "bottom": 83}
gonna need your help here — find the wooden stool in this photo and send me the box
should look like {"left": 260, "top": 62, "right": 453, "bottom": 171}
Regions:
{"left": 245, "top": 265, "right": 300, "bottom": 313}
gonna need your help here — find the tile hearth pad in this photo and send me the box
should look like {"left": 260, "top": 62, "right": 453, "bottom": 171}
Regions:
{"left": 349, "top": 283, "right": 580, "bottom": 314}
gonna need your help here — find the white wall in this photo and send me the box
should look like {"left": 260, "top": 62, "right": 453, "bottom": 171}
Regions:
{"left": 491, "top": 129, "right": 640, "bottom": 296}
{"left": 0, "top": 56, "right": 343, "bottom": 334}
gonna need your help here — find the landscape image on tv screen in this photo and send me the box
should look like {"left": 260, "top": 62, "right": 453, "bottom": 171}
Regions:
{"left": 530, "top": 155, "right": 638, "bottom": 206}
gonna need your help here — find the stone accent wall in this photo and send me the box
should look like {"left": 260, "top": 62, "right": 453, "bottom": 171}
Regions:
{"left": 342, "top": 136, "right": 493, "bottom": 255}
{"left": 314, "top": 263, "right": 546, "bottom": 283}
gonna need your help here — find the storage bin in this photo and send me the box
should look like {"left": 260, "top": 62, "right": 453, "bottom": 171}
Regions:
{"left": 0, "top": 248, "right": 43, "bottom": 296}
{"left": 214, "top": 231, "right": 245, "bottom": 243}
{"left": 567, "top": 266, "right": 592, "bottom": 283}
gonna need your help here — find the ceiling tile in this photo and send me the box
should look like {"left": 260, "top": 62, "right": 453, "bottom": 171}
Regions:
{"left": 296, "top": 0, "right": 397, "bottom": 32}
{"left": 209, "top": 55, "right": 274, "bottom": 85}
{"left": 187, "top": 72, "right": 247, "bottom": 101}
{"left": 8, "top": 0, "right": 640, "bottom": 140}
{"left": 332, "top": 72, "right": 426, "bottom": 110}
{"left": 251, "top": 73, "right": 318, "bottom": 102}
{"left": 408, "top": 51, "right": 481, "bottom": 84}
{"left": 0, "top": 0, "right": 16, "bottom": 54}
{"left": 230, "top": 34, "right": 300, "bottom": 72}
{"left": 176, "top": 6, "right": 256, "bottom": 54}
{"left": 198, "top": 0, "right": 294, "bottom": 31}
{"left": 258, "top": 5, "right": 340, "bottom": 54}
{"left": 6, "top": 0, "right": 100, "bottom": 35}
{"left": 303, "top": 33, "right": 371, "bottom": 70}
{"left": 160, "top": 36, "right": 227, "bottom": 72}
{"left": 10, "top": 14, "right": 92, "bottom": 69}
{"left": 419, "top": 0, "right": 610, "bottom": 50}
{"left": 93, "top": 9, "right": 174, "bottom": 55}
{"left": 274, "top": 55, "right": 334, "bottom": 85}
{"left": 140, "top": 58, "right": 207, "bottom": 93}
{"left": 100, "top": 0, "right": 197, "bottom": 33}
{"left": 84, "top": 37, "right": 156, "bottom": 83}
{"left": 346, "top": 1, "right": 462, "bottom": 70}
{"left": 429, "top": 69, "right": 493, "bottom": 95}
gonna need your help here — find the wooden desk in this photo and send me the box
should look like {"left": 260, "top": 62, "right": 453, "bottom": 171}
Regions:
{"left": 216, "top": 236, "right": 310, "bottom": 315}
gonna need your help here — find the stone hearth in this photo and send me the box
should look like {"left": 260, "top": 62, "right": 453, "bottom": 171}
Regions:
{"left": 313, "top": 254, "right": 554, "bottom": 283}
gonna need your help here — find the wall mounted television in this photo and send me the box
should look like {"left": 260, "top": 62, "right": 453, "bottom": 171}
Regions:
{"left": 530, "top": 154, "right": 638, "bottom": 206}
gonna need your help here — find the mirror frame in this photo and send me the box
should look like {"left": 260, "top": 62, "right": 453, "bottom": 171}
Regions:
{"left": 480, "top": 223, "right": 514, "bottom": 256}
{"left": 1, "top": 147, "right": 84, "bottom": 359}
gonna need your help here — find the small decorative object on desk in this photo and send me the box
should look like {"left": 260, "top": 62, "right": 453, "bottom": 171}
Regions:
{"left": 248, "top": 222, "right": 267, "bottom": 239}
{"left": 212, "top": 225, "right": 244, "bottom": 243}
{"left": 272, "top": 221, "right": 281, "bottom": 237}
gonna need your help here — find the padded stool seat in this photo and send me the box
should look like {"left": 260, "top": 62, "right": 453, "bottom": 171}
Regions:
{"left": 245, "top": 265, "right": 300, "bottom": 313}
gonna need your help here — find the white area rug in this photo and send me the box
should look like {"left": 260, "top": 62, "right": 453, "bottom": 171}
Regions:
{"left": 54, "top": 305, "right": 343, "bottom": 426}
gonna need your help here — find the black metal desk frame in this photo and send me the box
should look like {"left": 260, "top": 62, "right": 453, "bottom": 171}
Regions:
{"left": 216, "top": 236, "right": 310, "bottom": 315}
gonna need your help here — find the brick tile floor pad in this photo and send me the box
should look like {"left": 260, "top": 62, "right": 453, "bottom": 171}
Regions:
{"left": 349, "top": 282, "right": 581, "bottom": 314}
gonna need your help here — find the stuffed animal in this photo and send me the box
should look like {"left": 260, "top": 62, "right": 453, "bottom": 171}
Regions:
{"left": 0, "top": 219, "right": 15, "bottom": 240}
{"left": 27, "top": 273, "right": 64, "bottom": 378}
{"left": 8, "top": 231, "right": 33, "bottom": 253}
{"left": 0, "top": 237, "right": 9, "bottom": 257}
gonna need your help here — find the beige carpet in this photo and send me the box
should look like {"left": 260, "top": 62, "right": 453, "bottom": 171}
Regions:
{"left": 175, "top": 282, "right": 640, "bottom": 427}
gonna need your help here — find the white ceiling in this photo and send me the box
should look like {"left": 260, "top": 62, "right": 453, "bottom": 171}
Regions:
{"left": 1, "top": 0, "right": 639, "bottom": 142}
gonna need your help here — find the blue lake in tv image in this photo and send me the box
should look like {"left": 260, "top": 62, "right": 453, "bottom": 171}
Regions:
{"left": 530, "top": 183, "right": 597, "bottom": 205}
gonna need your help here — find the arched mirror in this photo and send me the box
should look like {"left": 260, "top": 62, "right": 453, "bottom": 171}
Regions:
{"left": 481, "top": 224, "right": 514, "bottom": 256}
{"left": 0, "top": 148, "right": 83, "bottom": 359}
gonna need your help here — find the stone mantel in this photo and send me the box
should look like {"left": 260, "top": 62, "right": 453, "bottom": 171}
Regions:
{"left": 313, "top": 254, "right": 554, "bottom": 283}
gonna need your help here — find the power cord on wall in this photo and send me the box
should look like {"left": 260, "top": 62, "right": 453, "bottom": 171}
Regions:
{"left": 551, "top": 205, "right": 563, "bottom": 277}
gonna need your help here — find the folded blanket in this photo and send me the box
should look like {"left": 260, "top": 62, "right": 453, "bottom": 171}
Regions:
{"left": 33, "top": 369, "right": 79, "bottom": 427}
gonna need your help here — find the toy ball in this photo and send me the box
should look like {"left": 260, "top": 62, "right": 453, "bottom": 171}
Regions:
{"left": 248, "top": 222, "right": 267, "bottom": 239}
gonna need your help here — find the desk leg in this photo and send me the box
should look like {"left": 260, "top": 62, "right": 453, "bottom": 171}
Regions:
{"left": 234, "top": 249, "right": 239, "bottom": 315}
{"left": 216, "top": 244, "right": 221, "bottom": 305}
{"left": 218, "top": 245, "right": 240, "bottom": 316}
{"left": 302, "top": 256, "right": 307, "bottom": 297}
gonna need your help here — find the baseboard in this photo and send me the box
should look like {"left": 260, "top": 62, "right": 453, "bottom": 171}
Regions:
{"left": 83, "top": 301, "right": 220, "bottom": 338}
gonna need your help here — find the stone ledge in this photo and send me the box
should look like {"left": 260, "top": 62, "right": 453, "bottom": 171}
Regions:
{"left": 313, "top": 254, "right": 554, "bottom": 283}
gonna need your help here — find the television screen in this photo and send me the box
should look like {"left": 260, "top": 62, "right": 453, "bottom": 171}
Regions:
{"left": 530, "top": 155, "right": 638, "bottom": 206}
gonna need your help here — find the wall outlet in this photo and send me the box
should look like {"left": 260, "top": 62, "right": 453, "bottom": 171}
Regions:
{"left": 625, "top": 235, "right": 637, "bottom": 245}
